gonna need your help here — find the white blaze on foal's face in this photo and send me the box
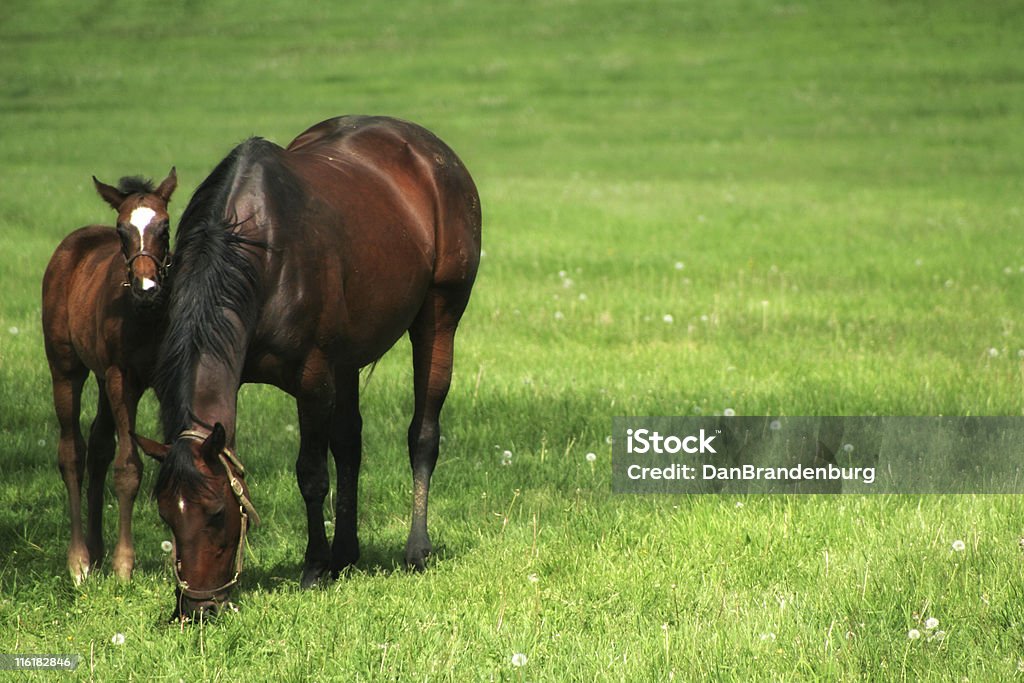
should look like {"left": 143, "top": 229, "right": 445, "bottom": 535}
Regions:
{"left": 128, "top": 207, "right": 159, "bottom": 290}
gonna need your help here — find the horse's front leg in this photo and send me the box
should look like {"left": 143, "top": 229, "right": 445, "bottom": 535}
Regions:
{"left": 296, "top": 362, "right": 336, "bottom": 588}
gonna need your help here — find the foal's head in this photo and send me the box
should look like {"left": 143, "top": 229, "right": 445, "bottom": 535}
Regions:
{"left": 93, "top": 169, "right": 177, "bottom": 307}
{"left": 135, "top": 424, "right": 258, "bottom": 621}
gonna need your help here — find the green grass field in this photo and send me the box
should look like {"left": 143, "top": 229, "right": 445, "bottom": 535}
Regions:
{"left": 3, "top": 0, "right": 1024, "bottom": 679}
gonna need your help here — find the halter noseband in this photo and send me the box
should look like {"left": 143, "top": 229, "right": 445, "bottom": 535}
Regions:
{"left": 122, "top": 250, "right": 172, "bottom": 288}
{"left": 170, "top": 429, "right": 260, "bottom": 604}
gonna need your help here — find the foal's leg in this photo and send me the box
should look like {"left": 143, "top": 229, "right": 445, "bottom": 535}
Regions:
{"left": 84, "top": 379, "right": 115, "bottom": 569}
{"left": 405, "top": 286, "right": 471, "bottom": 570}
{"left": 105, "top": 370, "right": 143, "bottom": 580}
{"left": 328, "top": 368, "right": 362, "bottom": 573}
{"left": 296, "top": 358, "right": 336, "bottom": 587}
{"left": 52, "top": 368, "right": 89, "bottom": 584}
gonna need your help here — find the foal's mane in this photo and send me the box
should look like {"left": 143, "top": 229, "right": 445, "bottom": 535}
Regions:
{"left": 117, "top": 176, "right": 156, "bottom": 196}
{"left": 153, "top": 138, "right": 275, "bottom": 495}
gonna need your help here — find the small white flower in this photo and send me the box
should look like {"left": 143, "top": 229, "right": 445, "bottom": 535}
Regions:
{"left": 161, "top": 540, "right": 173, "bottom": 553}
{"left": 111, "top": 633, "right": 126, "bottom": 645}
{"left": 7, "top": 326, "right": 18, "bottom": 335}
{"left": 723, "top": 408, "right": 735, "bottom": 417}
{"left": 674, "top": 261, "right": 685, "bottom": 270}
{"left": 527, "top": 573, "right": 539, "bottom": 583}
{"left": 907, "top": 629, "right": 921, "bottom": 640}
{"left": 759, "top": 632, "right": 776, "bottom": 641}
{"left": 988, "top": 347, "right": 999, "bottom": 358}
{"left": 663, "top": 314, "right": 674, "bottom": 324}
{"left": 585, "top": 452, "right": 597, "bottom": 462}
{"left": 952, "top": 539, "right": 966, "bottom": 552}
{"left": 735, "top": 501, "right": 744, "bottom": 508}
{"left": 769, "top": 420, "right": 781, "bottom": 431}
{"left": 924, "top": 617, "right": 939, "bottom": 630}
{"left": 511, "top": 652, "right": 528, "bottom": 667}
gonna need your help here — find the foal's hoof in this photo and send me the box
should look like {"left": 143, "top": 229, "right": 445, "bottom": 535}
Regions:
{"left": 67, "top": 549, "right": 91, "bottom": 586}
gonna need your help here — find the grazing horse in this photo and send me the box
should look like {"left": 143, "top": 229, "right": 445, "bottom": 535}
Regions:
{"left": 42, "top": 169, "right": 178, "bottom": 583}
{"left": 135, "top": 116, "right": 480, "bottom": 618}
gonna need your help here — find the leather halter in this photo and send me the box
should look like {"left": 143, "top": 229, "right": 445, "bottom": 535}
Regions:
{"left": 170, "top": 429, "right": 260, "bottom": 604}
{"left": 122, "top": 250, "right": 172, "bottom": 288}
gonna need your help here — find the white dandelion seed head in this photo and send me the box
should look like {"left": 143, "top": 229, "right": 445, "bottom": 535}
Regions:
{"left": 554, "top": 311, "right": 564, "bottom": 320}
{"left": 924, "top": 617, "right": 939, "bottom": 630}
{"left": 723, "top": 408, "right": 736, "bottom": 417}
{"left": 663, "top": 314, "right": 674, "bottom": 324}
{"left": 907, "top": 629, "right": 921, "bottom": 640}
{"left": 111, "top": 633, "right": 126, "bottom": 645}
{"left": 585, "top": 452, "right": 597, "bottom": 462}
{"left": 161, "top": 540, "right": 173, "bottom": 553}
{"left": 759, "top": 632, "right": 776, "bottom": 641}
{"left": 1005, "top": 267, "right": 1014, "bottom": 275}
{"left": 952, "top": 539, "right": 966, "bottom": 552}
{"left": 989, "top": 347, "right": 999, "bottom": 358}
{"left": 605, "top": 435, "right": 614, "bottom": 445}
{"left": 843, "top": 443, "right": 854, "bottom": 453}
{"left": 527, "top": 573, "right": 539, "bottom": 584}
{"left": 562, "top": 278, "right": 574, "bottom": 288}
{"left": 511, "top": 652, "right": 528, "bottom": 667}
{"left": 38, "top": 439, "right": 46, "bottom": 447}
{"left": 735, "top": 501, "right": 744, "bottom": 508}
{"left": 8, "top": 327, "right": 19, "bottom": 335}
{"left": 674, "top": 261, "right": 685, "bottom": 270}
{"left": 558, "top": 270, "right": 567, "bottom": 279}
{"left": 930, "top": 630, "right": 946, "bottom": 643}
{"left": 578, "top": 293, "right": 588, "bottom": 301}
{"left": 769, "top": 420, "right": 781, "bottom": 431}
{"left": 501, "top": 450, "right": 513, "bottom": 466}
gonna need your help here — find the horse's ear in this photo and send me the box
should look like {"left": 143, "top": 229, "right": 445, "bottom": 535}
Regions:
{"left": 155, "top": 167, "right": 177, "bottom": 204}
{"left": 132, "top": 432, "right": 170, "bottom": 462}
{"left": 200, "top": 423, "right": 227, "bottom": 468}
{"left": 93, "top": 176, "right": 127, "bottom": 211}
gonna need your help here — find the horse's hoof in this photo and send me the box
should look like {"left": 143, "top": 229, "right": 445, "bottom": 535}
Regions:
{"left": 403, "top": 542, "right": 432, "bottom": 572}
{"left": 300, "top": 564, "right": 328, "bottom": 589}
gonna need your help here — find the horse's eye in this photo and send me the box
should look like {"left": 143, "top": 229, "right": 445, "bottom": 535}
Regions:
{"left": 208, "top": 509, "right": 226, "bottom": 527}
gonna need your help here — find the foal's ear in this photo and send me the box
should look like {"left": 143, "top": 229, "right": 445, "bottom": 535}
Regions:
{"left": 155, "top": 167, "right": 177, "bottom": 203}
{"left": 93, "top": 176, "right": 127, "bottom": 211}
{"left": 200, "top": 423, "right": 228, "bottom": 467}
{"left": 132, "top": 432, "right": 170, "bottom": 462}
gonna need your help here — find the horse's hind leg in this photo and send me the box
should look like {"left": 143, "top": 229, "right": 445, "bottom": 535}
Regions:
{"left": 329, "top": 368, "right": 361, "bottom": 573}
{"left": 51, "top": 368, "right": 89, "bottom": 584}
{"left": 104, "top": 369, "right": 143, "bottom": 580}
{"left": 404, "top": 285, "right": 472, "bottom": 570}
{"left": 84, "top": 379, "right": 115, "bottom": 570}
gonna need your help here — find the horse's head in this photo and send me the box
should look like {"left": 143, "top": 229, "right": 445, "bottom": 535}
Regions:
{"left": 134, "top": 423, "right": 259, "bottom": 621}
{"left": 93, "top": 168, "right": 177, "bottom": 308}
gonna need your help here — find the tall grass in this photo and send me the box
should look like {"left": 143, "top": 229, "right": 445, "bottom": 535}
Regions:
{"left": 2, "top": 0, "right": 1024, "bottom": 679}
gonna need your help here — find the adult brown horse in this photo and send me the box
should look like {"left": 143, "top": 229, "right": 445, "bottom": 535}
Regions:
{"left": 42, "top": 169, "right": 178, "bottom": 584}
{"left": 134, "top": 116, "right": 480, "bottom": 618}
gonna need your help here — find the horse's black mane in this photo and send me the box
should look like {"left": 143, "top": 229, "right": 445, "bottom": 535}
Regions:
{"left": 117, "top": 176, "right": 156, "bottom": 195}
{"left": 152, "top": 138, "right": 276, "bottom": 496}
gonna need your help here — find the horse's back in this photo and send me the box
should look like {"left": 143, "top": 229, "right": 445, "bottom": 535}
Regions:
{"left": 286, "top": 116, "right": 481, "bottom": 288}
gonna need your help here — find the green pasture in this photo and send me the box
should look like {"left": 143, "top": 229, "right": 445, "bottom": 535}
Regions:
{"left": 3, "top": 0, "right": 1024, "bottom": 679}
